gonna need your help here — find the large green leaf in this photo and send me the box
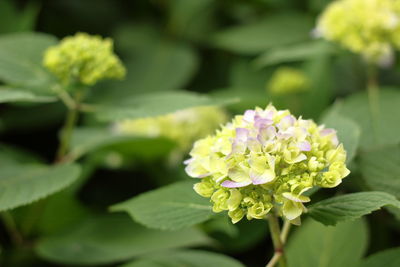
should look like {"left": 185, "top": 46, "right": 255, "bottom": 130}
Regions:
{"left": 287, "top": 219, "right": 368, "bottom": 267}
{"left": 121, "top": 250, "right": 245, "bottom": 267}
{"left": 254, "top": 40, "right": 336, "bottom": 68}
{"left": 36, "top": 214, "right": 210, "bottom": 265}
{"left": 335, "top": 89, "right": 400, "bottom": 149}
{"left": 111, "top": 181, "right": 213, "bottom": 230}
{"left": 0, "top": 87, "right": 56, "bottom": 103}
{"left": 359, "top": 247, "right": 400, "bottom": 267}
{"left": 0, "top": 163, "right": 81, "bottom": 211}
{"left": 308, "top": 192, "right": 400, "bottom": 226}
{"left": 0, "top": 32, "right": 57, "bottom": 87}
{"left": 359, "top": 145, "right": 400, "bottom": 199}
{"left": 321, "top": 111, "right": 361, "bottom": 163}
{"left": 95, "top": 91, "right": 238, "bottom": 121}
{"left": 212, "top": 13, "right": 313, "bottom": 54}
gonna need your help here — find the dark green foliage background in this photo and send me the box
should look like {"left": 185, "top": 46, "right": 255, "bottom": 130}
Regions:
{"left": 0, "top": 0, "right": 400, "bottom": 266}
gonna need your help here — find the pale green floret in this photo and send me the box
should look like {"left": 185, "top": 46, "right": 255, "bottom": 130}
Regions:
{"left": 43, "top": 32, "right": 126, "bottom": 86}
{"left": 116, "top": 106, "right": 227, "bottom": 152}
{"left": 268, "top": 67, "right": 309, "bottom": 95}
{"left": 317, "top": 0, "right": 400, "bottom": 64}
{"left": 185, "top": 104, "right": 350, "bottom": 224}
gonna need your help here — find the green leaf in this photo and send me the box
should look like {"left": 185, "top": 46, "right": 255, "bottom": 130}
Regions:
{"left": 254, "top": 40, "right": 336, "bottom": 68}
{"left": 321, "top": 111, "right": 361, "bottom": 163}
{"left": 0, "top": 87, "right": 56, "bottom": 103}
{"left": 0, "top": 0, "right": 39, "bottom": 34}
{"left": 308, "top": 192, "right": 400, "bottom": 226}
{"left": 335, "top": 89, "right": 400, "bottom": 149}
{"left": 212, "top": 13, "right": 313, "bottom": 54}
{"left": 111, "top": 181, "right": 213, "bottom": 230}
{"left": 95, "top": 91, "right": 238, "bottom": 122}
{"left": 359, "top": 247, "right": 400, "bottom": 267}
{"left": 68, "top": 127, "right": 175, "bottom": 162}
{"left": 359, "top": 145, "right": 400, "bottom": 199}
{"left": 121, "top": 250, "right": 245, "bottom": 267}
{"left": 0, "top": 32, "right": 57, "bottom": 87}
{"left": 36, "top": 214, "right": 210, "bottom": 265}
{"left": 287, "top": 219, "right": 368, "bottom": 267}
{"left": 0, "top": 163, "right": 81, "bottom": 211}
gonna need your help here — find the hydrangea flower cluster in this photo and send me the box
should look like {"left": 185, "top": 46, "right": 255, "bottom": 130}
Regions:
{"left": 316, "top": 0, "right": 400, "bottom": 64}
{"left": 43, "top": 32, "right": 126, "bottom": 86}
{"left": 268, "top": 67, "right": 309, "bottom": 95}
{"left": 185, "top": 105, "right": 349, "bottom": 224}
{"left": 115, "top": 106, "right": 227, "bottom": 151}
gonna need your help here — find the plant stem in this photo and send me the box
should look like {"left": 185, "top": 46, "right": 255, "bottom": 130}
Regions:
{"left": 266, "top": 214, "right": 287, "bottom": 267}
{"left": 1, "top": 211, "right": 23, "bottom": 246}
{"left": 56, "top": 91, "right": 83, "bottom": 162}
{"left": 280, "top": 220, "right": 291, "bottom": 244}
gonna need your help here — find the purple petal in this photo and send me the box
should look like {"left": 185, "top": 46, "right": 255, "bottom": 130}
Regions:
{"left": 320, "top": 128, "right": 335, "bottom": 136}
{"left": 298, "top": 141, "right": 311, "bottom": 151}
{"left": 254, "top": 118, "right": 273, "bottom": 129}
{"left": 277, "top": 115, "right": 296, "bottom": 130}
{"left": 257, "top": 126, "right": 276, "bottom": 144}
{"left": 183, "top": 158, "right": 193, "bottom": 165}
{"left": 250, "top": 170, "right": 274, "bottom": 185}
{"left": 221, "top": 180, "right": 251, "bottom": 188}
{"left": 243, "top": 110, "right": 256, "bottom": 122}
{"left": 235, "top": 128, "right": 249, "bottom": 142}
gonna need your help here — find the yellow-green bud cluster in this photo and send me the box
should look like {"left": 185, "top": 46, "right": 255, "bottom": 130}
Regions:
{"left": 185, "top": 105, "right": 349, "bottom": 224}
{"left": 115, "top": 106, "right": 227, "bottom": 151}
{"left": 43, "top": 32, "right": 126, "bottom": 86}
{"left": 317, "top": 0, "right": 400, "bottom": 64}
{"left": 268, "top": 67, "right": 309, "bottom": 95}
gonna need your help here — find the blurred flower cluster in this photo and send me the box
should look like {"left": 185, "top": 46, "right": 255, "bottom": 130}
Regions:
{"left": 268, "top": 67, "right": 309, "bottom": 95}
{"left": 115, "top": 106, "right": 227, "bottom": 152}
{"left": 43, "top": 32, "right": 126, "bottom": 86}
{"left": 185, "top": 105, "right": 349, "bottom": 224}
{"left": 317, "top": 0, "right": 400, "bottom": 64}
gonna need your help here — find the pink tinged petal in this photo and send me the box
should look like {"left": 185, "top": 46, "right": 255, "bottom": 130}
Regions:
{"left": 231, "top": 140, "right": 247, "bottom": 154}
{"left": 278, "top": 115, "right": 296, "bottom": 130}
{"left": 250, "top": 169, "right": 275, "bottom": 185}
{"left": 221, "top": 180, "right": 251, "bottom": 188}
{"left": 320, "top": 128, "right": 336, "bottom": 136}
{"left": 254, "top": 118, "right": 273, "bottom": 129}
{"left": 243, "top": 110, "right": 256, "bottom": 122}
{"left": 298, "top": 141, "right": 311, "bottom": 151}
{"left": 235, "top": 128, "right": 249, "bottom": 142}
{"left": 257, "top": 126, "right": 276, "bottom": 144}
{"left": 183, "top": 158, "right": 193, "bottom": 165}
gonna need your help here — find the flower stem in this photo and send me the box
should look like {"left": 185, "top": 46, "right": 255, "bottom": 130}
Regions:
{"left": 56, "top": 91, "right": 83, "bottom": 162}
{"left": 1, "top": 211, "right": 23, "bottom": 246}
{"left": 266, "top": 214, "right": 287, "bottom": 267}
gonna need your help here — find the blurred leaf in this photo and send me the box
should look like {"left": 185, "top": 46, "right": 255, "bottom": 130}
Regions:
{"left": 321, "top": 111, "right": 360, "bottom": 163}
{"left": 335, "top": 89, "right": 400, "bottom": 149}
{"left": 167, "top": 0, "right": 216, "bottom": 41}
{"left": 69, "top": 127, "right": 176, "bottom": 163}
{"left": 0, "top": 0, "right": 39, "bottom": 33}
{"left": 359, "top": 145, "right": 400, "bottom": 199}
{"left": 287, "top": 219, "right": 368, "bottom": 267}
{"left": 111, "top": 181, "right": 213, "bottom": 230}
{"left": 0, "top": 163, "right": 81, "bottom": 211}
{"left": 95, "top": 91, "right": 238, "bottom": 121}
{"left": 308, "top": 192, "right": 400, "bottom": 226}
{"left": 0, "top": 144, "right": 43, "bottom": 166}
{"left": 121, "top": 250, "right": 245, "bottom": 267}
{"left": 212, "top": 13, "right": 313, "bottom": 54}
{"left": 254, "top": 40, "right": 335, "bottom": 68}
{"left": 0, "top": 32, "right": 57, "bottom": 88}
{"left": 36, "top": 214, "right": 210, "bottom": 265}
{"left": 0, "top": 87, "right": 57, "bottom": 103}
{"left": 359, "top": 247, "right": 400, "bottom": 267}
